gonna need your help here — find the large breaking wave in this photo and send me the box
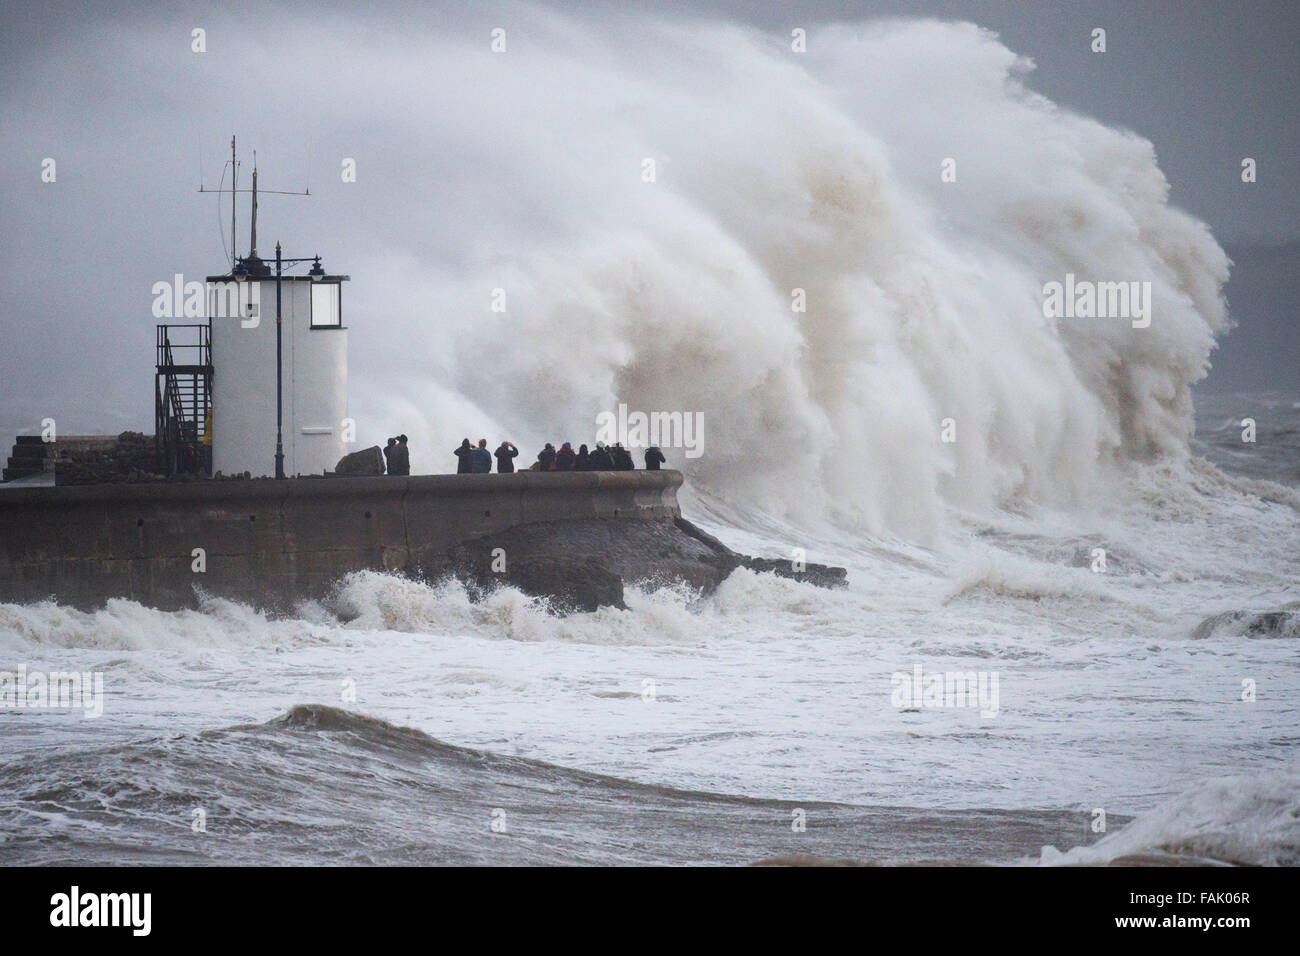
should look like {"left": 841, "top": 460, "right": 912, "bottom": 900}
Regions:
{"left": 325, "top": 13, "right": 1232, "bottom": 539}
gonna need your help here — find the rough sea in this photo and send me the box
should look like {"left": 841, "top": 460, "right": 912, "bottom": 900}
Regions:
{"left": 1, "top": 391, "right": 1296, "bottom": 866}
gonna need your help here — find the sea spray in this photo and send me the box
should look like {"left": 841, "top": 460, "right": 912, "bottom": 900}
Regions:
{"left": 304, "top": 14, "right": 1233, "bottom": 537}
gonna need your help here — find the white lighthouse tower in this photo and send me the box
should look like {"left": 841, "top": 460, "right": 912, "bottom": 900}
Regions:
{"left": 206, "top": 262, "right": 349, "bottom": 478}
{"left": 201, "top": 150, "right": 350, "bottom": 479}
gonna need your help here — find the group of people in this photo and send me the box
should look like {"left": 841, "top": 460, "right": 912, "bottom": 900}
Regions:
{"left": 381, "top": 435, "right": 669, "bottom": 476}
{"left": 450, "top": 438, "right": 509, "bottom": 474}
{"left": 453, "top": 438, "right": 666, "bottom": 474}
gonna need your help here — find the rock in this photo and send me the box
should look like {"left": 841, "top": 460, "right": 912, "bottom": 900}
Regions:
{"left": 1192, "top": 610, "right": 1300, "bottom": 640}
{"left": 334, "top": 446, "right": 385, "bottom": 476}
{"left": 674, "top": 517, "right": 848, "bottom": 589}
{"left": 425, "top": 515, "right": 848, "bottom": 614}
{"left": 741, "top": 555, "right": 848, "bottom": 588}
{"left": 483, "top": 554, "right": 625, "bottom": 613}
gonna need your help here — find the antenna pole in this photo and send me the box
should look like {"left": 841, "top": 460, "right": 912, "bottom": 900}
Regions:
{"left": 274, "top": 241, "right": 284, "bottom": 479}
{"left": 250, "top": 154, "right": 259, "bottom": 259}
{"left": 230, "top": 136, "right": 237, "bottom": 264}
{"left": 198, "top": 137, "right": 308, "bottom": 270}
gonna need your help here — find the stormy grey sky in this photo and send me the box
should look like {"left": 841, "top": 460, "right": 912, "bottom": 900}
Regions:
{"left": 1, "top": 0, "right": 1296, "bottom": 450}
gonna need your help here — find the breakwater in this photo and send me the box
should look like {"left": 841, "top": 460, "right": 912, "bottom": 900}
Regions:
{"left": 0, "top": 471, "right": 684, "bottom": 611}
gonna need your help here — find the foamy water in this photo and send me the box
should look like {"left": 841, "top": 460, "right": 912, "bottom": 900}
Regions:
{"left": 1, "top": 433, "right": 1296, "bottom": 864}
{"left": 1, "top": 12, "right": 1297, "bottom": 865}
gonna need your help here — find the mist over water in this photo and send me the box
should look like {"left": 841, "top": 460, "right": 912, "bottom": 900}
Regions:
{"left": 334, "top": 16, "right": 1232, "bottom": 539}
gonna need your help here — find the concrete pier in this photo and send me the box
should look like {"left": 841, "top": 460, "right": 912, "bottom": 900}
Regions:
{"left": 0, "top": 470, "right": 683, "bottom": 611}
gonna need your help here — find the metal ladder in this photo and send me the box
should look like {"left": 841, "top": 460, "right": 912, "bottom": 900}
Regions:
{"left": 155, "top": 324, "right": 213, "bottom": 475}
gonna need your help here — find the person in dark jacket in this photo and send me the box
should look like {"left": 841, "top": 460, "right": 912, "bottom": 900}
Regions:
{"left": 383, "top": 437, "right": 397, "bottom": 474}
{"left": 575, "top": 444, "right": 591, "bottom": 470}
{"left": 588, "top": 442, "right": 613, "bottom": 470}
{"left": 644, "top": 445, "right": 666, "bottom": 470}
{"left": 555, "top": 442, "right": 576, "bottom": 471}
{"left": 611, "top": 443, "right": 635, "bottom": 470}
{"left": 471, "top": 438, "right": 492, "bottom": 473}
{"left": 453, "top": 438, "right": 474, "bottom": 474}
{"left": 388, "top": 435, "right": 411, "bottom": 475}
{"left": 494, "top": 441, "right": 518, "bottom": 473}
{"left": 537, "top": 443, "right": 556, "bottom": 471}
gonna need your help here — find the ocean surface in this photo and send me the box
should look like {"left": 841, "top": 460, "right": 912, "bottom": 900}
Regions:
{"left": 1, "top": 391, "right": 1296, "bottom": 866}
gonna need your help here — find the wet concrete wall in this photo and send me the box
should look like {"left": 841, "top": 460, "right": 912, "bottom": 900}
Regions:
{"left": 0, "top": 470, "right": 683, "bottom": 610}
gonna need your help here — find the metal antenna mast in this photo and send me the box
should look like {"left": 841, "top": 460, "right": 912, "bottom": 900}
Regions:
{"left": 251, "top": 153, "right": 259, "bottom": 259}
{"left": 231, "top": 136, "right": 237, "bottom": 265}
{"left": 198, "top": 135, "right": 310, "bottom": 268}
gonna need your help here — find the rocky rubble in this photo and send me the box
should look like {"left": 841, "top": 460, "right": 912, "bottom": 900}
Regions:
{"left": 54, "top": 432, "right": 165, "bottom": 485}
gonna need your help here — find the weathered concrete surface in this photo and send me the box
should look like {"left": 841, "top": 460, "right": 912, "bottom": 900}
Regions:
{"left": 0, "top": 469, "right": 850, "bottom": 613}
{"left": 0, "top": 470, "right": 684, "bottom": 612}
{"left": 3, "top": 435, "right": 55, "bottom": 482}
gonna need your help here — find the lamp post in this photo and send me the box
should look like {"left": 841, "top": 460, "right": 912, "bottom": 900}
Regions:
{"left": 236, "top": 246, "right": 325, "bottom": 479}
{"left": 274, "top": 243, "right": 284, "bottom": 479}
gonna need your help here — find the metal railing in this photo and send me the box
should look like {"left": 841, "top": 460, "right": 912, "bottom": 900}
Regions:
{"left": 155, "top": 324, "right": 213, "bottom": 475}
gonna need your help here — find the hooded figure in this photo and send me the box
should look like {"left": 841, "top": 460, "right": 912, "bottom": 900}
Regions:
{"left": 537, "top": 443, "right": 556, "bottom": 471}
{"left": 453, "top": 438, "right": 473, "bottom": 474}
{"left": 588, "top": 441, "right": 613, "bottom": 470}
{"left": 388, "top": 435, "right": 411, "bottom": 475}
{"left": 643, "top": 445, "right": 666, "bottom": 470}
{"left": 495, "top": 441, "right": 518, "bottom": 473}
{"left": 611, "top": 443, "right": 635, "bottom": 471}
{"left": 555, "top": 442, "right": 576, "bottom": 471}
{"left": 575, "top": 444, "right": 591, "bottom": 470}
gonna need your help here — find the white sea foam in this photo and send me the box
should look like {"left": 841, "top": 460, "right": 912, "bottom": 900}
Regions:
{"left": 0, "top": 595, "right": 325, "bottom": 652}
{"left": 1039, "top": 771, "right": 1300, "bottom": 866}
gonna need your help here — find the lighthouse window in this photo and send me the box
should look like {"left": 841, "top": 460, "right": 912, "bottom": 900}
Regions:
{"left": 310, "top": 283, "right": 341, "bottom": 328}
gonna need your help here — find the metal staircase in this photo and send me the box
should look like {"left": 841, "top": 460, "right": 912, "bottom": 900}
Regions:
{"left": 155, "top": 324, "right": 213, "bottom": 475}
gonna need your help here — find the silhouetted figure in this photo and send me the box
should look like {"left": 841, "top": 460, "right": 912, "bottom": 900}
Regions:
{"left": 575, "top": 444, "right": 591, "bottom": 470}
{"left": 537, "top": 443, "right": 556, "bottom": 471}
{"left": 644, "top": 445, "right": 666, "bottom": 470}
{"left": 588, "top": 442, "right": 613, "bottom": 470}
{"left": 495, "top": 441, "right": 518, "bottom": 473}
{"left": 383, "top": 437, "right": 396, "bottom": 474}
{"left": 472, "top": 438, "right": 492, "bottom": 474}
{"left": 388, "top": 435, "right": 411, "bottom": 475}
{"left": 555, "top": 442, "right": 576, "bottom": 471}
{"left": 611, "top": 443, "right": 635, "bottom": 471}
{"left": 454, "top": 438, "right": 474, "bottom": 474}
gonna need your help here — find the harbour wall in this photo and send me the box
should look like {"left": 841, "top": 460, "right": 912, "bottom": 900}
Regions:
{"left": 0, "top": 470, "right": 683, "bottom": 611}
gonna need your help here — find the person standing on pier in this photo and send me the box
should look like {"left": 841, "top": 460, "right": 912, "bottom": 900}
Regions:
{"left": 388, "top": 436, "right": 410, "bottom": 476}
{"left": 495, "top": 441, "right": 518, "bottom": 473}
{"left": 589, "top": 442, "right": 613, "bottom": 470}
{"left": 611, "top": 443, "right": 635, "bottom": 471}
{"left": 472, "top": 439, "right": 492, "bottom": 474}
{"left": 454, "top": 439, "right": 474, "bottom": 474}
